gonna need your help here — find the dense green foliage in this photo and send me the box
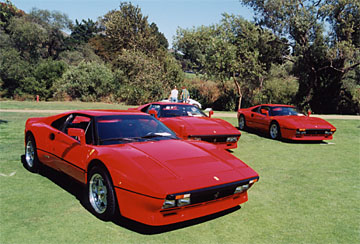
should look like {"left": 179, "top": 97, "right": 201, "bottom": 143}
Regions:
{"left": 0, "top": 0, "right": 359, "bottom": 113}
{"left": 0, "top": 1, "right": 178, "bottom": 105}
{"left": 240, "top": 0, "right": 360, "bottom": 113}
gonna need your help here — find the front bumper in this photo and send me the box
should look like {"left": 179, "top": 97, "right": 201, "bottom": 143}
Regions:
{"left": 115, "top": 187, "right": 249, "bottom": 226}
{"left": 282, "top": 128, "right": 335, "bottom": 141}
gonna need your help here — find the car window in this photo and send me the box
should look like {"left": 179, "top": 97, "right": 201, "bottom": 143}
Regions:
{"left": 251, "top": 107, "right": 260, "bottom": 113}
{"left": 270, "top": 106, "right": 301, "bottom": 116}
{"left": 146, "top": 104, "right": 161, "bottom": 114}
{"left": 160, "top": 104, "right": 206, "bottom": 118}
{"left": 51, "top": 114, "right": 93, "bottom": 144}
{"left": 95, "top": 115, "right": 177, "bottom": 145}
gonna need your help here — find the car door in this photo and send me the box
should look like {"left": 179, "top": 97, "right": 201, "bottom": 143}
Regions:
{"left": 247, "top": 106, "right": 262, "bottom": 129}
{"left": 251, "top": 106, "right": 270, "bottom": 131}
{"left": 51, "top": 114, "right": 92, "bottom": 182}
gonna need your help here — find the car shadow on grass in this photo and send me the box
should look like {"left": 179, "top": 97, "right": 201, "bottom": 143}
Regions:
{"left": 21, "top": 155, "right": 241, "bottom": 234}
{"left": 112, "top": 206, "right": 240, "bottom": 235}
{"left": 237, "top": 127, "right": 328, "bottom": 144}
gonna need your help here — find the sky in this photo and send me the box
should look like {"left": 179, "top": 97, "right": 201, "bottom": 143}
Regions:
{"left": 10, "top": 0, "right": 254, "bottom": 47}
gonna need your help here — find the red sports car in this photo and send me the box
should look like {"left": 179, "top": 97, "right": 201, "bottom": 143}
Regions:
{"left": 24, "top": 110, "right": 259, "bottom": 226}
{"left": 135, "top": 102, "right": 241, "bottom": 149}
{"left": 237, "top": 104, "right": 336, "bottom": 141}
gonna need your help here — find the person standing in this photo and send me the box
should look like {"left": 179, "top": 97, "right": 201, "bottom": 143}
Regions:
{"left": 169, "top": 85, "right": 178, "bottom": 102}
{"left": 181, "top": 86, "right": 190, "bottom": 103}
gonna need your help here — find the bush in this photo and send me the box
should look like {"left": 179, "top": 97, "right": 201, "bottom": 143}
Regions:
{"left": 113, "top": 49, "right": 183, "bottom": 105}
{"left": 253, "top": 64, "right": 299, "bottom": 105}
{"left": 54, "top": 62, "right": 114, "bottom": 102}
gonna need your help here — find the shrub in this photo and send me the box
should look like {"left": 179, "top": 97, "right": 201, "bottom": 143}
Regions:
{"left": 54, "top": 62, "right": 114, "bottom": 102}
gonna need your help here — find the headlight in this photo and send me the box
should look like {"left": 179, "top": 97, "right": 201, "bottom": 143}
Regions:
{"left": 177, "top": 197, "right": 191, "bottom": 206}
{"left": 162, "top": 193, "right": 191, "bottom": 209}
{"left": 162, "top": 199, "right": 176, "bottom": 209}
{"left": 226, "top": 136, "right": 238, "bottom": 142}
{"left": 234, "top": 184, "right": 250, "bottom": 194}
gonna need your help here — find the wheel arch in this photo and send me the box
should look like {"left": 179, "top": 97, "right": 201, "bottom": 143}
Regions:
{"left": 87, "top": 159, "right": 113, "bottom": 184}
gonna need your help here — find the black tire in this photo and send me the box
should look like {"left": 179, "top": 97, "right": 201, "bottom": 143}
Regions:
{"left": 238, "top": 115, "right": 246, "bottom": 130}
{"left": 24, "top": 134, "right": 40, "bottom": 173}
{"left": 87, "top": 165, "right": 116, "bottom": 221}
{"left": 269, "top": 122, "right": 281, "bottom": 140}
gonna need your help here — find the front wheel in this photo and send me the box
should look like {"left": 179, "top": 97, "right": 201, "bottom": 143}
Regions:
{"left": 88, "top": 165, "right": 116, "bottom": 221}
{"left": 269, "top": 122, "right": 281, "bottom": 140}
{"left": 238, "top": 115, "right": 246, "bottom": 130}
{"left": 24, "top": 134, "right": 40, "bottom": 172}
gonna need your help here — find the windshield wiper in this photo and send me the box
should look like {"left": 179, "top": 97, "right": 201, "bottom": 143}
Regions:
{"left": 141, "top": 132, "right": 175, "bottom": 139}
{"left": 100, "top": 137, "right": 138, "bottom": 143}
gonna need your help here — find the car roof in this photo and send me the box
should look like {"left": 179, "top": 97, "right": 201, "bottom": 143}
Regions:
{"left": 65, "top": 110, "right": 147, "bottom": 117}
{"left": 259, "top": 104, "right": 295, "bottom": 108}
{"left": 152, "top": 102, "right": 194, "bottom": 106}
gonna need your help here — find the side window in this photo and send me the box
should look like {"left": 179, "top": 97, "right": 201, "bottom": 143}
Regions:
{"left": 259, "top": 106, "right": 270, "bottom": 115}
{"left": 251, "top": 107, "right": 260, "bottom": 113}
{"left": 51, "top": 114, "right": 93, "bottom": 144}
{"left": 140, "top": 105, "right": 150, "bottom": 113}
{"left": 67, "top": 115, "right": 93, "bottom": 144}
{"left": 51, "top": 114, "right": 73, "bottom": 131}
{"left": 147, "top": 104, "right": 161, "bottom": 115}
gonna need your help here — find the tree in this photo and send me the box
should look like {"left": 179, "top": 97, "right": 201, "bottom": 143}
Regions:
{"left": 7, "top": 16, "right": 47, "bottom": 60}
{"left": 0, "top": 0, "right": 24, "bottom": 32}
{"left": 98, "top": 2, "right": 160, "bottom": 61}
{"left": 67, "top": 19, "right": 99, "bottom": 47}
{"left": 28, "top": 8, "right": 72, "bottom": 59}
{"left": 113, "top": 49, "right": 183, "bottom": 105}
{"left": 174, "top": 14, "right": 288, "bottom": 109}
{"left": 240, "top": 0, "right": 360, "bottom": 113}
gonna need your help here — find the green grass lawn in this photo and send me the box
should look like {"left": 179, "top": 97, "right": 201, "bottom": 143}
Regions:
{"left": 0, "top": 102, "right": 359, "bottom": 243}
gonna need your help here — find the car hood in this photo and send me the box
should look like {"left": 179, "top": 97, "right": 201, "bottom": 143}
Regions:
{"left": 277, "top": 115, "right": 335, "bottom": 129}
{"left": 112, "top": 140, "right": 256, "bottom": 196}
{"left": 161, "top": 117, "right": 240, "bottom": 136}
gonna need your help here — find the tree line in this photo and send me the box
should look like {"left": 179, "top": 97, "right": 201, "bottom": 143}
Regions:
{"left": 1, "top": 0, "right": 359, "bottom": 114}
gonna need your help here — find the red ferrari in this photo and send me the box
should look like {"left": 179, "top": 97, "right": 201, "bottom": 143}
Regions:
{"left": 24, "top": 110, "right": 259, "bottom": 226}
{"left": 135, "top": 102, "right": 241, "bottom": 149}
{"left": 237, "top": 104, "right": 336, "bottom": 141}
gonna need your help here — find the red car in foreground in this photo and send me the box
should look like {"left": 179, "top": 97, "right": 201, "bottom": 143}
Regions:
{"left": 24, "top": 110, "right": 259, "bottom": 226}
{"left": 135, "top": 102, "right": 241, "bottom": 149}
{"left": 237, "top": 104, "right": 336, "bottom": 141}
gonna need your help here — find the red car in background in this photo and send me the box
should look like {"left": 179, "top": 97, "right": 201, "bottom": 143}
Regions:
{"left": 24, "top": 110, "right": 259, "bottom": 226}
{"left": 135, "top": 102, "right": 241, "bottom": 149}
{"left": 237, "top": 104, "right": 336, "bottom": 141}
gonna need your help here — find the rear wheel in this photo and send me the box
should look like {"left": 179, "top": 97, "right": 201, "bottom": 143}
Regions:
{"left": 24, "top": 134, "right": 40, "bottom": 172}
{"left": 238, "top": 115, "right": 246, "bottom": 130}
{"left": 88, "top": 165, "right": 116, "bottom": 221}
{"left": 269, "top": 122, "right": 281, "bottom": 140}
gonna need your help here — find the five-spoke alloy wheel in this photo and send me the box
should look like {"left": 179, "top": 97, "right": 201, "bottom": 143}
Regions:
{"left": 24, "top": 135, "right": 40, "bottom": 172}
{"left": 88, "top": 166, "right": 116, "bottom": 220}
{"left": 269, "top": 122, "right": 281, "bottom": 140}
{"left": 238, "top": 115, "right": 246, "bottom": 130}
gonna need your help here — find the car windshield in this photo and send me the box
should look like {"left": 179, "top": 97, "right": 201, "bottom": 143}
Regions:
{"left": 159, "top": 104, "right": 206, "bottom": 118}
{"left": 270, "top": 106, "right": 303, "bottom": 116}
{"left": 95, "top": 115, "right": 177, "bottom": 145}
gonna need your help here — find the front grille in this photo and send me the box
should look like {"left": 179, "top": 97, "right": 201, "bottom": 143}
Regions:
{"left": 166, "top": 177, "right": 259, "bottom": 205}
{"left": 305, "top": 129, "right": 330, "bottom": 135}
{"left": 189, "top": 135, "right": 239, "bottom": 143}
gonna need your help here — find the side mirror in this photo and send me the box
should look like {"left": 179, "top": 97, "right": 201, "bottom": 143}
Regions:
{"left": 148, "top": 109, "right": 158, "bottom": 119}
{"left": 260, "top": 109, "right": 269, "bottom": 116}
{"left": 205, "top": 108, "right": 214, "bottom": 118}
{"left": 209, "top": 110, "right": 214, "bottom": 118}
{"left": 307, "top": 109, "right": 311, "bottom": 117}
{"left": 68, "top": 128, "right": 86, "bottom": 145}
